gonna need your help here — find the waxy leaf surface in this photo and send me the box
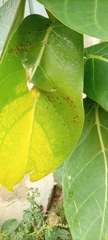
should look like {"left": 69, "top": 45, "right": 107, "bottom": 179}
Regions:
{"left": 84, "top": 42, "right": 108, "bottom": 111}
{"left": 38, "top": 0, "right": 108, "bottom": 40}
{"left": 0, "top": 15, "right": 83, "bottom": 190}
{"left": 63, "top": 98, "right": 108, "bottom": 240}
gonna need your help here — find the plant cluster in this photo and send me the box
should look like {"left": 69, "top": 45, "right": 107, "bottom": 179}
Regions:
{"left": 0, "top": 188, "right": 71, "bottom": 240}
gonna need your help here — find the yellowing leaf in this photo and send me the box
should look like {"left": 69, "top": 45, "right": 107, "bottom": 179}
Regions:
{"left": 0, "top": 15, "right": 84, "bottom": 190}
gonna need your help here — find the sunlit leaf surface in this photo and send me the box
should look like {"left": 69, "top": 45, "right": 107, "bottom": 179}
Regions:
{"left": 0, "top": 15, "right": 84, "bottom": 190}
{"left": 63, "top": 98, "right": 108, "bottom": 240}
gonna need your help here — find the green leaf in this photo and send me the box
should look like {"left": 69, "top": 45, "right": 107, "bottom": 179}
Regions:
{"left": 45, "top": 228, "right": 70, "bottom": 240}
{"left": 0, "top": 0, "right": 26, "bottom": 59}
{"left": 63, "top": 98, "right": 108, "bottom": 240}
{"left": 12, "top": 232, "right": 24, "bottom": 240}
{"left": 54, "top": 228, "right": 71, "bottom": 239}
{"left": 38, "top": 0, "right": 108, "bottom": 40}
{"left": 0, "top": 15, "right": 84, "bottom": 190}
{"left": 54, "top": 163, "right": 64, "bottom": 185}
{"left": 84, "top": 42, "right": 108, "bottom": 111}
{"left": 1, "top": 219, "right": 19, "bottom": 234}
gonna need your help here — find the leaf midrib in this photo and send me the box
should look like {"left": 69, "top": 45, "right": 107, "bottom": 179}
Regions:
{"left": 85, "top": 54, "right": 108, "bottom": 63}
{"left": 95, "top": 103, "right": 107, "bottom": 239}
{"left": 30, "top": 25, "right": 53, "bottom": 81}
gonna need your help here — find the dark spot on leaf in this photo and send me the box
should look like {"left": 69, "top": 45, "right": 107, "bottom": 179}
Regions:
{"left": 45, "top": 24, "right": 50, "bottom": 27}
{"left": 26, "top": 41, "right": 31, "bottom": 46}
{"left": 69, "top": 191, "right": 74, "bottom": 198}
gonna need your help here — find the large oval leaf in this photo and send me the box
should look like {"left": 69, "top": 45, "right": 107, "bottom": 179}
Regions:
{"left": 0, "top": 15, "right": 84, "bottom": 190}
{"left": 38, "top": 0, "right": 108, "bottom": 40}
{"left": 0, "top": 0, "right": 26, "bottom": 58}
{"left": 63, "top": 98, "right": 108, "bottom": 240}
{"left": 84, "top": 42, "right": 108, "bottom": 111}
